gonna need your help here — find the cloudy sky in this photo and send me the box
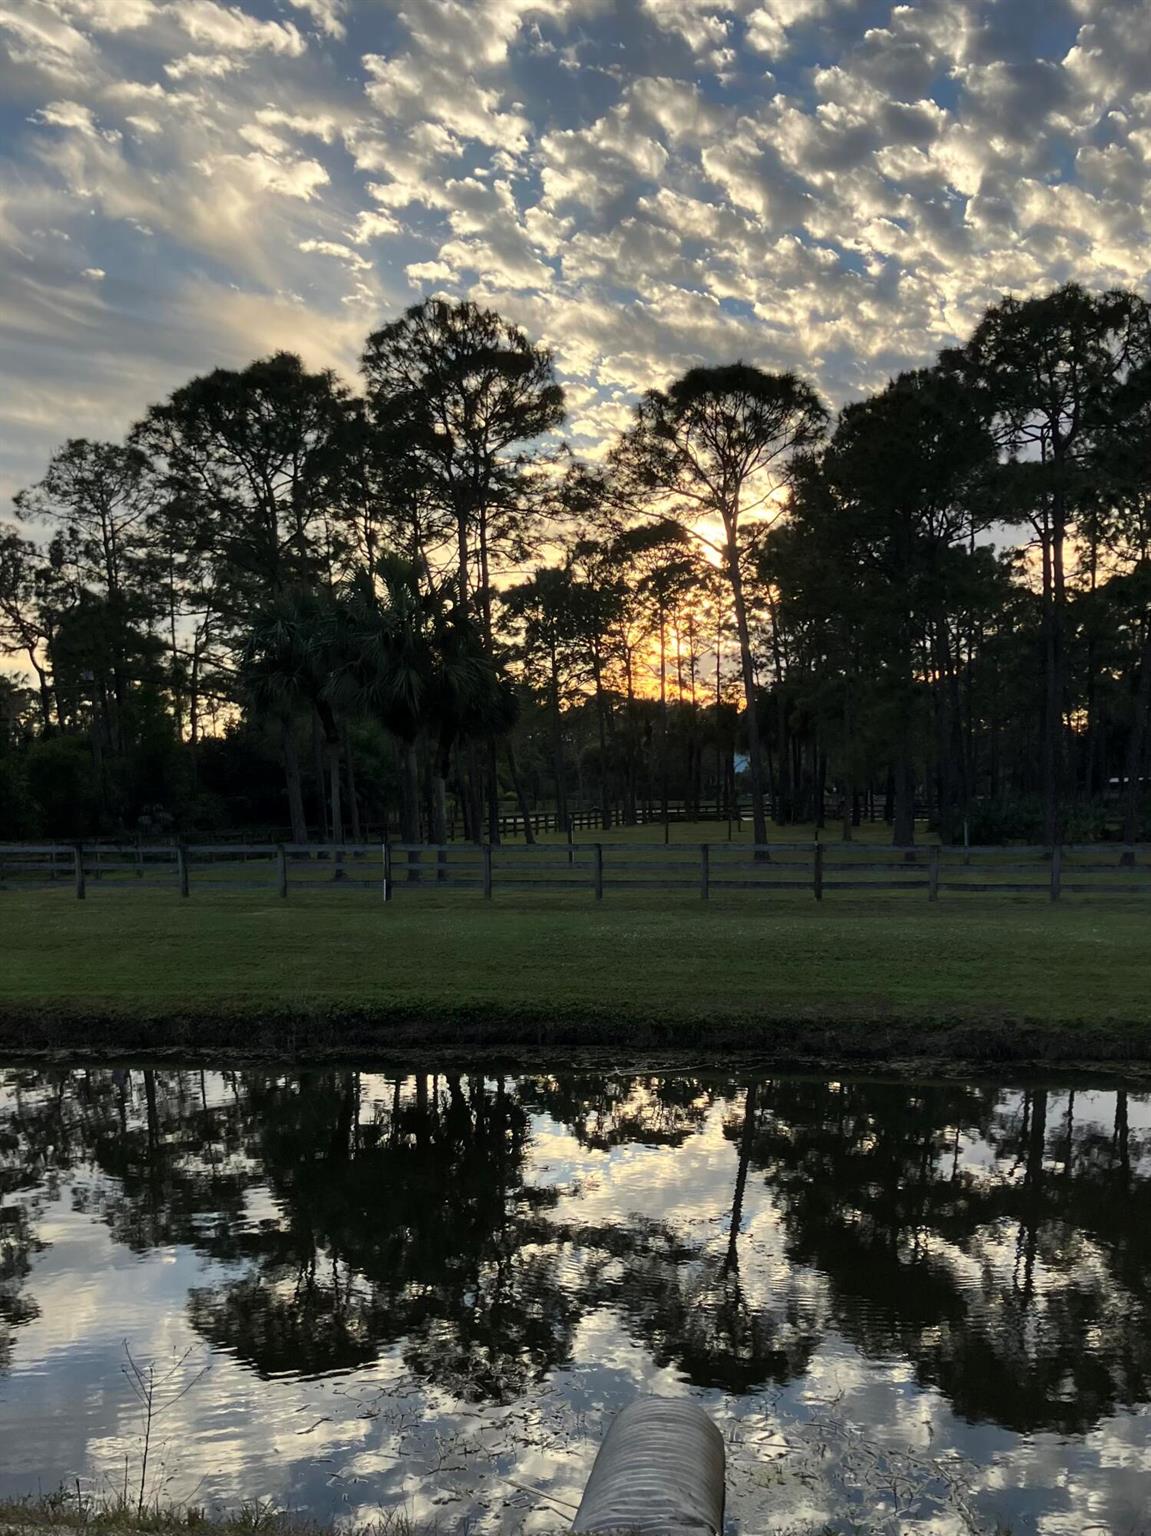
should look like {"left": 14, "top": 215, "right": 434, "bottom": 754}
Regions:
{"left": 2, "top": 0, "right": 1151, "bottom": 504}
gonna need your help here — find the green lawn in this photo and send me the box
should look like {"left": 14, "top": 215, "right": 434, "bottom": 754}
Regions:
{"left": 1, "top": 886, "right": 1149, "bottom": 1063}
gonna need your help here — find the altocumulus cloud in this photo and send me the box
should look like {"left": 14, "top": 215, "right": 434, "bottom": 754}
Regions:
{"left": 2, "top": 0, "right": 1151, "bottom": 501}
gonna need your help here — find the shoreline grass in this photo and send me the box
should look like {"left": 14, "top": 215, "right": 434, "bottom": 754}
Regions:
{"left": 1, "top": 886, "right": 1149, "bottom": 1067}
{"left": 0, "top": 1495, "right": 419, "bottom": 1536}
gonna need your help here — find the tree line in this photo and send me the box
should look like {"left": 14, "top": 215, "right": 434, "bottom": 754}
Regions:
{"left": 2, "top": 282, "right": 1149, "bottom": 846}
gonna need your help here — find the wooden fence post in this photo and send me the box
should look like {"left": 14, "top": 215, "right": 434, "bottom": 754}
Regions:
{"left": 383, "top": 840, "right": 392, "bottom": 902}
{"left": 813, "top": 841, "right": 824, "bottom": 902}
{"left": 74, "top": 843, "right": 86, "bottom": 901}
{"left": 700, "top": 842, "right": 710, "bottom": 902}
{"left": 1050, "top": 844, "right": 1062, "bottom": 903}
{"left": 177, "top": 844, "right": 190, "bottom": 898}
{"left": 567, "top": 817, "right": 574, "bottom": 867}
{"left": 594, "top": 842, "right": 604, "bottom": 901}
{"left": 929, "top": 845, "right": 940, "bottom": 903}
{"left": 277, "top": 843, "right": 288, "bottom": 899}
{"left": 483, "top": 844, "right": 493, "bottom": 899}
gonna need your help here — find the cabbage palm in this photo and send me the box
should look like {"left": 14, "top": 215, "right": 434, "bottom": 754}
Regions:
{"left": 336, "top": 559, "right": 513, "bottom": 844}
{"left": 240, "top": 587, "right": 344, "bottom": 842}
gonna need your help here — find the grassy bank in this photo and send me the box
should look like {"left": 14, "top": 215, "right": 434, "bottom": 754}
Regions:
{"left": 1, "top": 885, "right": 1149, "bottom": 1065}
{"left": 0, "top": 1497, "right": 417, "bottom": 1536}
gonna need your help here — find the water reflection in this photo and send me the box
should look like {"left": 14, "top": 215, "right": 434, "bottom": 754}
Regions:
{"left": 1, "top": 1068, "right": 1149, "bottom": 1534}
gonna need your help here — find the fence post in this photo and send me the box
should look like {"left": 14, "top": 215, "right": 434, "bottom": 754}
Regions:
{"left": 74, "top": 843, "right": 86, "bottom": 901}
{"left": 277, "top": 843, "right": 288, "bottom": 899}
{"left": 177, "top": 844, "right": 190, "bottom": 898}
{"left": 383, "top": 840, "right": 392, "bottom": 902}
{"left": 700, "top": 842, "right": 710, "bottom": 902}
{"left": 929, "top": 845, "right": 940, "bottom": 903}
{"left": 813, "top": 841, "right": 823, "bottom": 902}
{"left": 1050, "top": 844, "right": 1062, "bottom": 903}
{"left": 594, "top": 842, "right": 604, "bottom": 901}
{"left": 483, "top": 844, "right": 493, "bottom": 899}
{"left": 567, "top": 816, "right": 574, "bottom": 867}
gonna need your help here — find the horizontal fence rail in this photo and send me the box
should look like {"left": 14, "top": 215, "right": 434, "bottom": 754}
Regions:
{"left": 2, "top": 840, "right": 1151, "bottom": 902}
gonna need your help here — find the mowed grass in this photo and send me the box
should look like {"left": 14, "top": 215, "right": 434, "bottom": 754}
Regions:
{"left": 1, "top": 881, "right": 1149, "bottom": 1030}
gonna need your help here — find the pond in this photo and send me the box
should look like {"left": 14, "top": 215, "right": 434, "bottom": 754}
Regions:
{"left": 1, "top": 1067, "right": 1149, "bottom": 1535}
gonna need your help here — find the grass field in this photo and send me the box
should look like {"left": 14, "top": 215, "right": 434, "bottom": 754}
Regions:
{"left": 1, "top": 879, "right": 1150, "bottom": 1064}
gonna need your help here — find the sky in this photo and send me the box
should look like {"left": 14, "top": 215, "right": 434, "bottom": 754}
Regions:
{"left": 2, "top": 0, "right": 1151, "bottom": 508}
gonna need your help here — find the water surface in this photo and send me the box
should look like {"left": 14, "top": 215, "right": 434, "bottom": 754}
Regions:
{"left": 1, "top": 1067, "right": 1149, "bottom": 1534}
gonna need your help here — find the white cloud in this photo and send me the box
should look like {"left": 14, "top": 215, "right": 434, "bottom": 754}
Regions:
{"left": 33, "top": 98, "right": 114, "bottom": 136}
{"left": 0, "top": 0, "right": 98, "bottom": 81}
{"left": 348, "top": 209, "right": 400, "bottom": 242}
{"left": 163, "top": 51, "right": 244, "bottom": 78}
{"left": 202, "top": 151, "right": 330, "bottom": 200}
{"left": 406, "top": 257, "right": 459, "bottom": 284}
{"left": 286, "top": 0, "right": 345, "bottom": 39}
{"left": 539, "top": 100, "right": 670, "bottom": 215}
{"left": 641, "top": 0, "right": 734, "bottom": 55}
{"left": 55, "top": 0, "right": 157, "bottom": 30}
{"left": 176, "top": 0, "right": 306, "bottom": 55}
{"left": 363, "top": 52, "right": 530, "bottom": 154}
{"left": 745, "top": 0, "right": 825, "bottom": 56}
{"left": 298, "top": 236, "right": 371, "bottom": 268}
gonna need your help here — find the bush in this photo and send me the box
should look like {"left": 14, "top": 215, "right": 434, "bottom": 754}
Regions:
{"left": 0, "top": 754, "right": 38, "bottom": 836}
{"left": 960, "top": 797, "right": 1114, "bottom": 845}
{"left": 23, "top": 735, "right": 104, "bottom": 837}
{"left": 961, "top": 797, "right": 1045, "bottom": 844}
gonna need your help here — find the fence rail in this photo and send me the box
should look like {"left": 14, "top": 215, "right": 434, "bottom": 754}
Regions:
{"left": 2, "top": 840, "right": 1151, "bottom": 903}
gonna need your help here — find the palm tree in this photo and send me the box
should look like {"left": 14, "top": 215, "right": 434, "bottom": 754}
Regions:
{"left": 241, "top": 587, "right": 345, "bottom": 842}
{"left": 335, "top": 559, "right": 514, "bottom": 846}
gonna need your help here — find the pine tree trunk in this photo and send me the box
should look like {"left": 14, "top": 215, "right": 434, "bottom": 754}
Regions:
{"left": 487, "top": 737, "right": 501, "bottom": 845}
{"left": 549, "top": 646, "right": 568, "bottom": 830}
{"left": 506, "top": 740, "right": 536, "bottom": 844}
{"left": 328, "top": 741, "right": 343, "bottom": 845}
{"left": 400, "top": 739, "right": 421, "bottom": 843}
{"left": 726, "top": 537, "right": 768, "bottom": 849}
{"left": 343, "top": 725, "right": 362, "bottom": 842}
{"left": 1122, "top": 618, "right": 1151, "bottom": 847}
{"left": 280, "top": 715, "right": 308, "bottom": 843}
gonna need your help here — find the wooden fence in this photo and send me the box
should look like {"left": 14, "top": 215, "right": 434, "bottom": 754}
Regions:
{"left": 65, "top": 803, "right": 750, "bottom": 847}
{"left": 497, "top": 803, "right": 746, "bottom": 838}
{"left": 2, "top": 841, "right": 1151, "bottom": 902}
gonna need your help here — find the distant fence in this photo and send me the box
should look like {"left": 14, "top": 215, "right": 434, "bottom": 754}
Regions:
{"left": 498, "top": 803, "right": 746, "bottom": 837}
{"left": 3, "top": 841, "right": 1151, "bottom": 902}
{"left": 60, "top": 803, "right": 751, "bottom": 847}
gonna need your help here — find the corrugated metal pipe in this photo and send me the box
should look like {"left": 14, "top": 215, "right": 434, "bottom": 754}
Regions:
{"left": 572, "top": 1398, "right": 725, "bottom": 1535}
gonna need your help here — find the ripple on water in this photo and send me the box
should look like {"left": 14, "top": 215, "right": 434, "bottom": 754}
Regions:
{"left": 1, "top": 1069, "right": 1150, "bottom": 1535}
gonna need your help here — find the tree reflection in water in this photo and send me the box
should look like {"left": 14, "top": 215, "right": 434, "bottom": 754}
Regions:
{"left": 0, "top": 1068, "right": 1148, "bottom": 1439}
{"left": 735, "top": 1079, "right": 1151, "bottom": 1433}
